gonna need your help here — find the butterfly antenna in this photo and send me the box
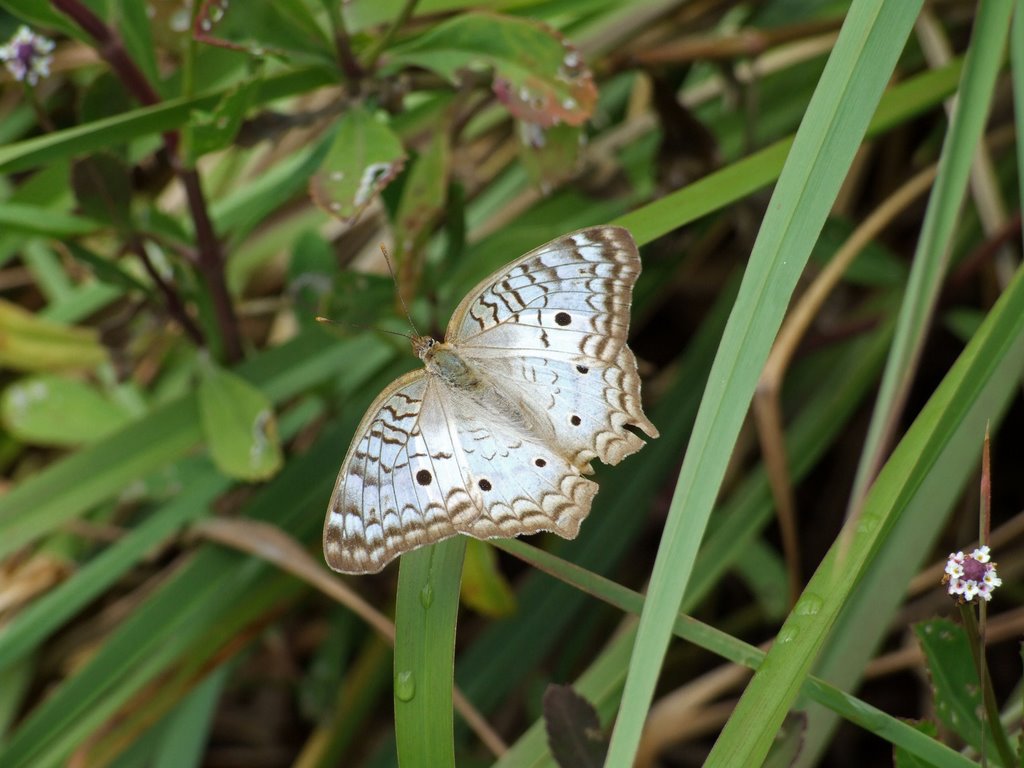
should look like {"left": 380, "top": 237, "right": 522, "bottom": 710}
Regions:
{"left": 315, "top": 316, "right": 413, "bottom": 341}
{"left": 379, "top": 243, "right": 421, "bottom": 337}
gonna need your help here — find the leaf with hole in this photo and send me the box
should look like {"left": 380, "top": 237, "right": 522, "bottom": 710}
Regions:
{"left": 309, "top": 107, "right": 406, "bottom": 223}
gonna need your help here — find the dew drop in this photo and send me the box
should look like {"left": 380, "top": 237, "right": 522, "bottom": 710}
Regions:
{"left": 419, "top": 583, "right": 434, "bottom": 608}
{"left": 794, "top": 594, "right": 823, "bottom": 616}
{"left": 776, "top": 625, "right": 799, "bottom": 644}
{"left": 395, "top": 670, "right": 416, "bottom": 701}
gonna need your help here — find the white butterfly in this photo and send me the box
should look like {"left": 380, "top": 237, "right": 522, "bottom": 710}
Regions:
{"left": 323, "top": 226, "right": 658, "bottom": 574}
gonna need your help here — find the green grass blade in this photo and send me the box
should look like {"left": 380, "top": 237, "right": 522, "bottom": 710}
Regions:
{"left": 394, "top": 538, "right": 466, "bottom": 767}
{"left": 848, "top": 0, "right": 1015, "bottom": 511}
{"left": 0, "top": 68, "right": 332, "bottom": 174}
{"left": 706, "top": 251, "right": 1024, "bottom": 764}
{"left": 605, "top": 3, "right": 924, "bottom": 764}
{"left": 493, "top": 538, "right": 977, "bottom": 768}
{"left": 0, "top": 469, "right": 225, "bottom": 671}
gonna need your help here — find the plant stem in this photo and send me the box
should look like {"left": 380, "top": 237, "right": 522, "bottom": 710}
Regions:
{"left": 50, "top": 0, "right": 244, "bottom": 363}
{"left": 959, "top": 603, "right": 1015, "bottom": 767}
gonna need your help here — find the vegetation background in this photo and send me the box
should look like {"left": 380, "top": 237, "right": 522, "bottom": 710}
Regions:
{"left": 0, "top": 0, "right": 1021, "bottom": 766}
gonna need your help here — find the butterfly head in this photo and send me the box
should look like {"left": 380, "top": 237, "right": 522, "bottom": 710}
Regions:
{"left": 411, "top": 334, "right": 439, "bottom": 360}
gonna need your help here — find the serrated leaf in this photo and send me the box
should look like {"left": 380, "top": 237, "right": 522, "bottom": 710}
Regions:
{"left": 197, "top": 362, "right": 282, "bottom": 481}
{"left": 914, "top": 618, "right": 991, "bottom": 754}
{"left": 390, "top": 13, "right": 597, "bottom": 127}
{"left": 543, "top": 685, "right": 607, "bottom": 768}
{"left": 309, "top": 107, "right": 406, "bottom": 223}
{"left": 70, "top": 153, "right": 133, "bottom": 232}
{"left": 460, "top": 540, "right": 516, "bottom": 618}
{"left": 184, "top": 77, "right": 260, "bottom": 161}
{"left": 193, "top": 0, "right": 332, "bottom": 63}
{"left": 1, "top": 375, "right": 134, "bottom": 447}
{"left": 0, "top": 300, "right": 108, "bottom": 372}
{"left": 517, "top": 121, "right": 582, "bottom": 192}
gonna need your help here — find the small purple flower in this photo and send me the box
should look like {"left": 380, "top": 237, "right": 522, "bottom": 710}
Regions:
{"left": 943, "top": 546, "right": 1002, "bottom": 602}
{"left": 0, "top": 26, "right": 55, "bottom": 86}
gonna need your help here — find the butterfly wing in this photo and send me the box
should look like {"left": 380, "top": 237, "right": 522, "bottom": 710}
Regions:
{"left": 324, "top": 369, "right": 598, "bottom": 574}
{"left": 324, "top": 371, "right": 465, "bottom": 574}
{"left": 447, "top": 225, "right": 658, "bottom": 468}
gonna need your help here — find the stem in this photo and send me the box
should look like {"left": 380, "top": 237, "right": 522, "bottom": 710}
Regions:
{"left": 131, "top": 239, "right": 206, "bottom": 347}
{"left": 959, "top": 604, "right": 1015, "bottom": 767}
{"left": 50, "top": 0, "right": 244, "bottom": 363}
{"left": 325, "top": 2, "right": 365, "bottom": 83}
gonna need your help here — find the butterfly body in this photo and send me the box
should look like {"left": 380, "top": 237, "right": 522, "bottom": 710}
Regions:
{"left": 324, "top": 226, "right": 658, "bottom": 574}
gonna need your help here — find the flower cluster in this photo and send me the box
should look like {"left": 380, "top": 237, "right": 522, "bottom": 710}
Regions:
{"left": 944, "top": 546, "right": 1002, "bottom": 602}
{"left": 0, "top": 26, "right": 55, "bottom": 86}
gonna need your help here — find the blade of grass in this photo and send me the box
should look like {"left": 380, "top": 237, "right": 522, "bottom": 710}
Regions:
{"left": 707, "top": 244, "right": 1024, "bottom": 764}
{"left": 394, "top": 537, "right": 466, "bottom": 767}
{"left": 494, "top": 537, "right": 977, "bottom": 768}
{"left": 0, "top": 68, "right": 333, "bottom": 174}
{"left": 848, "top": 0, "right": 1015, "bottom": 512}
{"left": 793, "top": 7, "right": 1018, "bottom": 761}
{"left": 606, "top": 3, "right": 924, "bottom": 764}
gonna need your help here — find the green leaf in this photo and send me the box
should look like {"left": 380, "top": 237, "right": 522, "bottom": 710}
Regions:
{"left": 64, "top": 241, "right": 153, "bottom": 295}
{"left": 893, "top": 720, "right": 939, "bottom": 768}
{"left": 309, "top": 107, "right": 407, "bottom": 223}
{"left": 0, "top": 300, "right": 108, "bottom": 372}
{"left": 0, "top": 204, "right": 103, "bottom": 238}
{"left": 390, "top": 12, "right": 597, "bottom": 127}
{"left": 1, "top": 374, "right": 134, "bottom": 447}
{"left": 518, "top": 121, "right": 583, "bottom": 191}
{"left": 395, "top": 129, "right": 450, "bottom": 253}
{"left": 460, "top": 540, "right": 517, "bottom": 618}
{"left": 394, "top": 537, "right": 465, "bottom": 768}
{"left": 197, "top": 361, "right": 283, "bottom": 481}
{"left": 183, "top": 76, "right": 261, "bottom": 162}
{"left": 0, "top": 0, "right": 83, "bottom": 40}
{"left": 70, "top": 153, "right": 134, "bottom": 232}
{"left": 914, "top": 618, "right": 991, "bottom": 755}
{"left": 193, "top": 0, "right": 333, "bottom": 64}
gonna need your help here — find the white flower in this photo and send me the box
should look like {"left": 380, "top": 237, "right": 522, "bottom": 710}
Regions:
{"left": 943, "top": 547, "right": 1001, "bottom": 603}
{"left": 0, "top": 26, "right": 55, "bottom": 86}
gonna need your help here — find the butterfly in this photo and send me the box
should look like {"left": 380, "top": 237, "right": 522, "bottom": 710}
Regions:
{"left": 323, "top": 225, "right": 658, "bottom": 574}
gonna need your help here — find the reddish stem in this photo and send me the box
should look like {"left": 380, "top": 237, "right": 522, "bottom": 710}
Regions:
{"left": 51, "top": 0, "right": 243, "bottom": 362}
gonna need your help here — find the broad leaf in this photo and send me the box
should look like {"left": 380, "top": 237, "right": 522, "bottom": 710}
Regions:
{"left": 197, "top": 361, "right": 282, "bottom": 481}
{"left": 309, "top": 107, "right": 407, "bottom": 223}
{"left": 390, "top": 13, "right": 597, "bottom": 127}
{"left": 1, "top": 375, "right": 134, "bottom": 446}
